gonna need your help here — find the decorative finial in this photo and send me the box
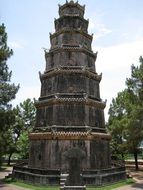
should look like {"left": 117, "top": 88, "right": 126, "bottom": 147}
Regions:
{"left": 42, "top": 47, "right": 48, "bottom": 53}
{"left": 39, "top": 71, "right": 42, "bottom": 82}
{"left": 70, "top": 0, "right": 74, "bottom": 3}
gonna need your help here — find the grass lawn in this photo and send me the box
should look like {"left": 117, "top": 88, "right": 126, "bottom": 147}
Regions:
{"left": 5, "top": 178, "right": 134, "bottom": 190}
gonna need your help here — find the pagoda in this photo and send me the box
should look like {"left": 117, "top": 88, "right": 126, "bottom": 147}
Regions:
{"left": 13, "top": 1, "right": 126, "bottom": 186}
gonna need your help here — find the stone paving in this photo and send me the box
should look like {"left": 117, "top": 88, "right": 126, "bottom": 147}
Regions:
{"left": 115, "top": 167, "right": 143, "bottom": 190}
{"left": 0, "top": 166, "right": 30, "bottom": 190}
{"left": 0, "top": 166, "right": 143, "bottom": 190}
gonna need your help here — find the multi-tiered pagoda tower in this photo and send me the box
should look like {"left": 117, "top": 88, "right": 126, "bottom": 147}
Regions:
{"left": 13, "top": 1, "right": 126, "bottom": 186}
{"left": 29, "top": 0, "right": 111, "bottom": 170}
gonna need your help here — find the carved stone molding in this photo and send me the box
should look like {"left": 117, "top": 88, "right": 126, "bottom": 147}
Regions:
{"left": 41, "top": 67, "right": 102, "bottom": 81}
{"left": 29, "top": 131, "right": 111, "bottom": 140}
{"left": 35, "top": 97, "right": 106, "bottom": 109}
{"left": 50, "top": 28, "right": 93, "bottom": 40}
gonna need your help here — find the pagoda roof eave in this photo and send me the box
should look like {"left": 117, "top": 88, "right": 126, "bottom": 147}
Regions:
{"left": 40, "top": 67, "right": 102, "bottom": 82}
{"left": 50, "top": 29, "right": 93, "bottom": 40}
{"left": 35, "top": 96, "right": 106, "bottom": 109}
{"left": 55, "top": 14, "right": 88, "bottom": 23}
{"left": 46, "top": 46, "right": 96, "bottom": 58}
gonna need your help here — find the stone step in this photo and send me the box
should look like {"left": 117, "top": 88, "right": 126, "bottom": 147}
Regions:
{"left": 60, "top": 173, "right": 69, "bottom": 177}
{"left": 60, "top": 173, "right": 68, "bottom": 189}
{"left": 60, "top": 181, "right": 66, "bottom": 185}
{"left": 61, "top": 177, "right": 67, "bottom": 180}
{"left": 5, "top": 173, "right": 12, "bottom": 179}
{"left": 60, "top": 182, "right": 65, "bottom": 185}
{"left": 63, "top": 186, "right": 86, "bottom": 190}
{"left": 60, "top": 177, "right": 68, "bottom": 180}
{"left": 60, "top": 177, "right": 67, "bottom": 180}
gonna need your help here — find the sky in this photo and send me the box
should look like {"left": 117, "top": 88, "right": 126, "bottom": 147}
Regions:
{"left": 1, "top": 0, "right": 143, "bottom": 121}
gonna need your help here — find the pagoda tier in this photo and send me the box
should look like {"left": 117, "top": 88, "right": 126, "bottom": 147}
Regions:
{"left": 59, "top": 0, "right": 85, "bottom": 17}
{"left": 50, "top": 29, "right": 93, "bottom": 50}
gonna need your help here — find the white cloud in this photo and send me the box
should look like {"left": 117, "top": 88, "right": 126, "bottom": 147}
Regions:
{"left": 93, "top": 38, "right": 143, "bottom": 121}
{"left": 88, "top": 19, "right": 111, "bottom": 39}
{"left": 9, "top": 41, "right": 24, "bottom": 49}
{"left": 12, "top": 86, "right": 40, "bottom": 106}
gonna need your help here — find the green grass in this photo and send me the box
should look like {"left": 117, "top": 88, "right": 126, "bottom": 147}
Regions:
{"left": 124, "top": 153, "right": 143, "bottom": 160}
{"left": 87, "top": 179, "right": 134, "bottom": 189}
{"left": 4, "top": 178, "right": 135, "bottom": 190}
{"left": 5, "top": 178, "right": 58, "bottom": 190}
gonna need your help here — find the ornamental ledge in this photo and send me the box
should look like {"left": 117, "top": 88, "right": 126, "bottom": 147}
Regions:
{"left": 29, "top": 131, "right": 111, "bottom": 140}
{"left": 48, "top": 46, "right": 95, "bottom": 58}
{"left": 35, "top": 97, "right": 106, "bottom": 109}
{"left": 50, "top": 28, "right": 93, "bottom": 40}
{"left": 41, "top": 68, "right": 102, "bottom": 81}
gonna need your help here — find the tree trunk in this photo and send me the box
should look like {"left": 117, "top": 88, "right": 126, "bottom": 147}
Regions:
{"left": 7, "top": 152, "right": 13, "bottom": 166}
{"left": 121, "top": 153, "right": 125, "bottom": 160}
{"left": 0, "top": 155, "right": 2, "bottom": 168}
{"left": 134, "top": 152, "right": 138, "bottom": 170}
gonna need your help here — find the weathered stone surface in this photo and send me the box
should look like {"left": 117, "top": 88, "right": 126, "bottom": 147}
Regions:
{"left": 28, "top": 139, "right": 111, "bottom": 170}
{"left": 45, "top": 51, "right": 96, "bottom": 71}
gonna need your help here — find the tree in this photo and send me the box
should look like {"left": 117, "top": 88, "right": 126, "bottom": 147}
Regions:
{"left": 0, "top": 23, "right": 19, "bottom": 166}
{"left": 108, "top": 91, "right": 128, "bottom": 160}
{"left": 6, "top": 98, "right": 36, "bottom": 164}
{"left": 16, "top": 99, "right": 36, "bottom": 159}
{"left": 125, "top": 56, "right": 143, "bottom": 170}
{"left": 108, "top": 57, "right": 143, "bottom": 170}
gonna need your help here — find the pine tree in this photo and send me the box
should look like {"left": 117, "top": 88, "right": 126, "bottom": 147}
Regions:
{"left": 108, "top": 57, "right": 143, "bottom": 170}
{"left": 0, "top": 23, "right": 19, "bottom": 166}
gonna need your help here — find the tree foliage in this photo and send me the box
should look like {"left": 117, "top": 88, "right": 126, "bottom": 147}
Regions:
{"left": 6, "top": 99, "right": 36, "bottom": 164}
{"left": 0, "top": 23, "right": 19, "bottom": 166}
{"left": 108, "top": 57, "right": 143, "bottom": 170}
{"left": 0, "top": 23, "right": 19, "bottom": 108}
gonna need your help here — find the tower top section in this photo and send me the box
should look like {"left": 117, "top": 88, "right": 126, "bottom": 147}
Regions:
{"left": 59, "top": 0, "right": 85, "bottom": 18}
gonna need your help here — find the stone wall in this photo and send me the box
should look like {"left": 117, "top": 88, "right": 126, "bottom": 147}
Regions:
{"left": 28, "top": 139, "right": 111, "bottom": 170}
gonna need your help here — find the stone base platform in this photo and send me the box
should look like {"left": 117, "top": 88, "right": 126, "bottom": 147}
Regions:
{"left": 12, "top": 164, "right": 60, "bottom": 185}
{"left": 12, "top": 163, "right": 126, "bottom": 186}
{"left": 83, "top": 167, "right": 126, "bottom": 186}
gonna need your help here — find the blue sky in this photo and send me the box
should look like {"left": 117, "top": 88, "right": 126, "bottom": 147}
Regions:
{"left": 1, "top": 0, "right": 143, "bottom": 120}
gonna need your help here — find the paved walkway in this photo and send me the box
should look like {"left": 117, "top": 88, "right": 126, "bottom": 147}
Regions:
{"left": 0, "top": 166, "right": 30, "bottom": 190}
{"left": 0, "top": 166, "right": 143, "bottom": 189}
{"left": 115, "top": 168, "right": 143, "bottom": 190}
